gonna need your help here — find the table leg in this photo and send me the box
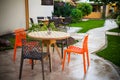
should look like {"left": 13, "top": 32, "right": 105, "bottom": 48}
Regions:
{"left": 42, "top": 40, "right": 62, "bottom": 70}
{"left": 53, "top": 43, "right": 62, "bottom": 62}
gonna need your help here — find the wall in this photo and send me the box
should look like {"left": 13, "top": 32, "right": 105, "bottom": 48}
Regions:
{"left": 84, "top": 12, "right": 101, "bottom": 19}
{"left": 29, "top": 0, "right": 54, "bottom": 23}
{"left": 0, "top": 0, "right": 26, "bottom": 35}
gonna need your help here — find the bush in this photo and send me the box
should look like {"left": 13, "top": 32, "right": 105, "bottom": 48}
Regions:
{"left": 116, "top": 15, "right": 120, "bottom": 29}
{"left": 76, "top": 3, "right": 92, "bottom": 16}
{"left": 53, "top": 1, "right": 74, "bottom": 17}
{"left": 70, "top": 9, "right": 82, "bottom": 23}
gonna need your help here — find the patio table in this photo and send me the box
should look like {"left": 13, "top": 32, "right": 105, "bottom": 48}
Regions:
{"left": 28, "top": 31, "right": 70, "bottom": 69}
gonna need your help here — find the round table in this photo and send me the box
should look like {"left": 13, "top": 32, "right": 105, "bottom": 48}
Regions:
{"left": 28, "top": 31, "right": 70, "bottom": 69}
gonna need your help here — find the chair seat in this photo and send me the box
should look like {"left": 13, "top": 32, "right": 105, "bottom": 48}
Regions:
{"left": 24, "top": 51, "right": 48, "bottom": 60}
{"left": 56, "top": 40, "right": 66, "bottom": 46}
{"left": 66, "top": 46, "right": 84, "bottom": 53}
{"left": 56, "top": 37, "right": 76, "bottom": 46}
{"left": 62, "top": 22, "right": 69, "bottom": 25}
{"left": 25, "top": 41, "right": 39, "bottom": 46}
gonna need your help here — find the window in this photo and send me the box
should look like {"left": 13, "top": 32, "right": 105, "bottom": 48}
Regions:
{"left": 41, "top": 0, "right": 53, "bottom": 5}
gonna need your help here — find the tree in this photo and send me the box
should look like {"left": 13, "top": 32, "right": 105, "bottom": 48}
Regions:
{"left": 76, "top": 3, "right": 92, "bottom": 16}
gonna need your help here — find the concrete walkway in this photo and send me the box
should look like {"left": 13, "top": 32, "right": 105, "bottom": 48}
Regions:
{"left": 0, "top": 19, "right": 120, "bottom": 80}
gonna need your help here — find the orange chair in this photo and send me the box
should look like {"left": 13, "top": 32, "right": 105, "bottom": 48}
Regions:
{"left": 62, "top": 34, "right": 90, "bottom": 74}
{"left": 13, "top": 28, "right": 38, "bottom": 62}
{"left": 13, "top": 28, "right": 26, "bottom": 62}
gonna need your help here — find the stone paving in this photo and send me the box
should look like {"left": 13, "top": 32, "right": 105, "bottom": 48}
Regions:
{"left": 0, "top": 19, "right": 120, "bottom": 80}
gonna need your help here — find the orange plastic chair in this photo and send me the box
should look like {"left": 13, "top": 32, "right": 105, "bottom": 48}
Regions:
{"left": 62, "top": 34, "right": 90, "bottom": 74}
{"left": 13, "top": 28, "right": 26, "bottom": 62}
{"left": 13, "top": 28, "right": 38, "bottom": 62}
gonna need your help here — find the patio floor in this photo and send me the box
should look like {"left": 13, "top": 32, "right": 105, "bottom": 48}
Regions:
{"left": 0, "top": 19, "right": 120, "bottom": 80}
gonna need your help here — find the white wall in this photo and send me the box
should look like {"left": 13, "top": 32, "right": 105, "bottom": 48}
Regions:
{"left": 0, "top": 0, "right": 26, "bottom": 35}
{"left": 29, "top": 0, "right": 54, "bottom": 23}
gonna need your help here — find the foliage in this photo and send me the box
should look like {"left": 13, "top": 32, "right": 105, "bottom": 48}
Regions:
{"left": 70, "top": 19, "right": 105, "bottom": 32}
{"left": 53, "top": 1, "right": 74, "bottom": 17}
{"left": 48, "top": 22, "right": 58, "bottom": 31}
{"left": 76, "top": 3, "right": 92, "bottom": 16}
{"left": 116, "top": 15, "right": 120, "bottom": 25}
{"left": 28, "top": 23, "right": 46, "bottom": 32}
{"left": 28, "top": 22, "right": 58, "bottom": 32}
{"left": 97, "top": 35, "right": 120, "bottom": 67}
{"left": 70, "top": 9, "right": 82, "bottom": 23}
{"left": 0, "top": 37, "right": 14, "bottom": 51}
{"left": 107, "top": 12, "right": 118, "bottom": 19}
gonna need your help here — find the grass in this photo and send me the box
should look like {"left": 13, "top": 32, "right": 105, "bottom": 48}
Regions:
{"left": 70, "top": 19, "right": 105, "bottom": 32}
{"left": 108, "top": 27, "right": 120, "bottom": 33}
{"left": 96, "top": 34, "right": 120, "bottom": 67}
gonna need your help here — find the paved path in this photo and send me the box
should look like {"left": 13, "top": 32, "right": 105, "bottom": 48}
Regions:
{"left": 87, "top": 19, "right": 118, "bottom": 54}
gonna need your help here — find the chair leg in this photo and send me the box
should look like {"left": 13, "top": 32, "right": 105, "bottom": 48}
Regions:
{"left": 48, "top": 54, "right": 51, "bottom": 72}
{"left": 31, "top": 59, "right": 34, "bottom": 70}
{"left": 86, "top": 52, "right": 90, "bottom": 67}
{"left": 68, "top": 52, "right": 71, "bottom": 64}
{"left": 41, "top": 58, "right": 45, "bottom": 80}
{"left": 19, "top": 58, "right": 24, "bottom": 80}
{"left": 83, "top": 53, "right": 86, "bottom": 74}
{"left": 62, "top": 50, "right": 67, "bottom": 71}
{"left": 13, "top": 44, "right": 17, "bottom": 62}
{"left": 61, "top": 43, "right": 64, "bottom": 58}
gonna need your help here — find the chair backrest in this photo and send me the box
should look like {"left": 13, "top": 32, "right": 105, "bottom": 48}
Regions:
{"left": 22, "top": 39, "right": 41, "bottom": 59}
{"left": 47, "top": 16, "right": 51, "bottom": 19}
{"left": 64, "top": 17, "right": 71, "bottom": 23}
{"left": 83, "top": 34, "right": 88, "bottom": 53}
{"left": 52, "top": 18, "right": 62, "bottom": 28}
{"left": 37, "top": 17, "right": 44, "bottom": 23}
{"left": 14, "top": 28, "right": 26, "bottom": 46}
{"left": 37, "top": 17, "right": 44, "bottom": 19}
{"left": 30, "top": 18, "right": 34, "bottom": 24}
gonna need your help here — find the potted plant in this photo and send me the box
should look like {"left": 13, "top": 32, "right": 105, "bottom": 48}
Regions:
{"left": 28, "top": 22, "right": 57, "bottom": 32}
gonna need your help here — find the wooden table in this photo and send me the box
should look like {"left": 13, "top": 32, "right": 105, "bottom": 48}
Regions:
{"left": 28, "top": 31, "right": 70, "bottom": 69}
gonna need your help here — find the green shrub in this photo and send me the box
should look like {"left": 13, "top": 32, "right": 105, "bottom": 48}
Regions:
{"left": 53, "top": 1, "right": 74, "bottom": 17}
{"left": 76, "top": 3, "right": 92, "bottom": 16}
{"left": 28, "top": 22, "right": 57, "bottom": 32}
{"left": 28, "top": 23, "right": 43, "bottom": 32}
{"left": 48, "top": 22, "right": 58, "bottom": 31}
{"left": 116, "top": 15, "right": 120, "bottom": 25}
{"left": 70, "top": 9, "right": 82, "bottom": 23}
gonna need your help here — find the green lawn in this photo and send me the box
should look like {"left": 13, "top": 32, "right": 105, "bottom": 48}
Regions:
{"left": 96, "top": 34, "right": 120, "bottom": 67}
{"left": 70, "top": 19, "right": 105, "bottom": 32}
{"left": 108, "top": 27, "right": 120, "bottom": 33}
